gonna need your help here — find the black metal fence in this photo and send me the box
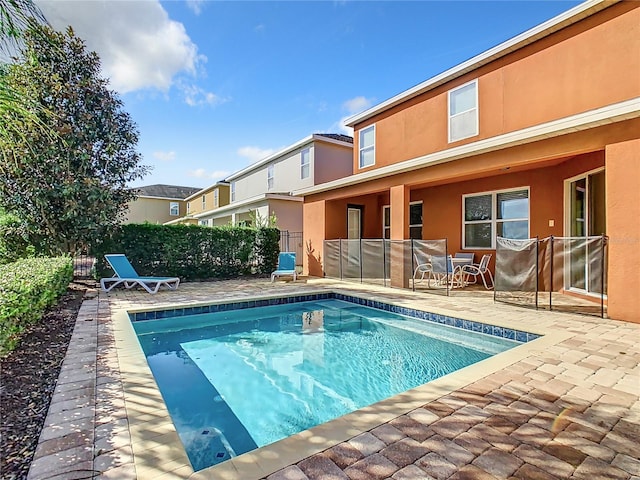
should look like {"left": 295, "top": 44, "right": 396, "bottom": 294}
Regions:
{"left": 280, "top": 231, "right": 303, "bottom": 266}
{"left": 494, "top": 235, "right": 607, "bottom": 317}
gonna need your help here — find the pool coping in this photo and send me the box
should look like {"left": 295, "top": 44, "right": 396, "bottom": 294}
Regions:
{"left": 112, "top": 287, "right": 572, "bottom": 480}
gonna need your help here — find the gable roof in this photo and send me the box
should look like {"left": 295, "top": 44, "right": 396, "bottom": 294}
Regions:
{"left": 133, "top": 184, "right": 201, "bottom": 200}
{"left": 346, "top": 0, "right": 615, "bottom": 127}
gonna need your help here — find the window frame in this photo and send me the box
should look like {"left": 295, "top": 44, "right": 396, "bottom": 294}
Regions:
{"left": 267, "top": 164, "right": 274, "bottom": 190}
{"left": 201, "top": 194, "right": 206, "bottom": 210}
{"left": 448, "top": 79, "right": 479, "bottom": 143}
{"left": 462, "top": 186, "right": 530, "bottom": 250}
{"left": 186, "top": 202, "right": 190, "bottom": 214}
{"left": 231, "top": 182, "right": 236, "bottom": 202}
{"left": 169, "top": 201, "right": 179, "bottom": 216}
{"left": 213, "top": 189, "right": 219, "bottom": 208}
{"left": 382, "top": 201, "right": 423, "bottom": 239}
{"left": 358, "top": 124, "right": 375, "bottom": 169}
{"left": 300, "top": 148, "right": 310, "bottom": 179}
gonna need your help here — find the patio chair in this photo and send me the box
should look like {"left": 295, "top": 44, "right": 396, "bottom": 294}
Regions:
{"left": 461, "top": 253, "right": 494, "bottom": 290}
{"left": 100, "top": 254, "right": 180, "bottom": 294}
{"left": 271, "top": 252, "right": 297, "bottom": 282}
{"left": 454, "top": 252, "right": 475, "bottom": 262}
{"left": 429, "top": 254, "right": 461, "bottom": 288}
{"left": 413, "top": 252, "right": 433, "bottom": 283}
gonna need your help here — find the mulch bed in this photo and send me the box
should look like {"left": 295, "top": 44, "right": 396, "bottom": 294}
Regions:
{"left": 0, "top": 283, "right": 87, "bottom": 480}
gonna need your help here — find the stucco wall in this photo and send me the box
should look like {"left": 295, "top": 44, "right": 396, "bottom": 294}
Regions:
{"left": 124, "top": 198, "right": 184, "bottom": 224}
{"left": 353, "top": 3, "right": 640, "bottom": 172}
{"left": 314, "top": 142, "right": 353, "bottom": 185}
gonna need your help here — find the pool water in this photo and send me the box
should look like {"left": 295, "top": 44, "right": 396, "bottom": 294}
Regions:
{"left": 133, "top": 299, "right": 519, "bottom": 471}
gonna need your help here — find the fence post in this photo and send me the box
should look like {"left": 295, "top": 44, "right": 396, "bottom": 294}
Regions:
{"left": 549, "top": 235, "right": 554, "bottom": 312}
{"left": 535, "top": 236, "right": 539, "bottom": 310}
{"left": 601, "top": 234, "right": 606, "bottom": 318}
{"left": 383, "top": 239, "right": 387, "bottom": 288}
{"left": 445, "top": 238, "right": 449, "bottom": 296}
{"left": 411, "top": 239, "right": 415, "bottom": 292}
{"left": 359, "top": 238, "right": 363, "bottom": 283}
{"left": 339, "top": 239, "right": 343, "bottom": 280}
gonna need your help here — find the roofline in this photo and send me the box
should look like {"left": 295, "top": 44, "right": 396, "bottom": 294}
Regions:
{"left": 225, "top": 134, "right": 353, "bottom": 182}
{"left": 297, "top": 98, "right": 640, "bottom": 197}
{"left": 193, "top": 193, "right": 303, "bottom": 218}
{"left": 183, "top": 181, "right": 230, "bottom": 201}
{"left": 346, "top": 0, "right": 616, "bottom": 127}
{"left": 134, "top": 195, "right": 187, "bottom": 201}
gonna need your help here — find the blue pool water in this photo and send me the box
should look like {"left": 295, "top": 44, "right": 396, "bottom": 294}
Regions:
{"left": 132, "top": 298, "right": 520, "bottom": 471}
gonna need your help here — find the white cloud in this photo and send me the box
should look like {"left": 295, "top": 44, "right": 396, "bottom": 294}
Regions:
{"left": 153, "top": 150, "right": 176, "bottom": 162}
{"left": 188, "top": 168, "right": 230, "bottom": 180}
{"left": 333, "top": 95, "right": 375, "bottom": 135}
{"left": 37, "top": 0, "right": 204, "bottom": 94}
{"left": 186, "top": 0, "right": 204, "bottom": 15}
{"left": 179, "top": 83, "right": 227, "bottom": 107}
{"left": 237, "top": 146, "right": 277, "bottom": 163}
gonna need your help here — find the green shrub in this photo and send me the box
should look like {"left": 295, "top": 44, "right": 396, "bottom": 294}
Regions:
{"left": 91, "top": 224, "right": 280, "bottom": 280}
{"left": 0, "top": 256, "right": 73, "bottom": 355}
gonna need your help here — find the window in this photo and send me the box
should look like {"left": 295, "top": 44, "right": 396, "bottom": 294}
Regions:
{"left": 301, "top": 148, "right": 310, "bottom": 179}
{"left": 382, "top": 202, "right": 422, "bottom": 239}
{"left": 201, "top": 194, "right": 206, "bottom": 210}
{"left": 231, "top": 182, "right": 236, "bottom": 202}
{"left": 463, "top": 188, "right": 529, "bottom": 249}
{"left": 409, "top": 202, "right": 423, "bottom": 240}
{"left": 449, "top": 79, "right": 478, "bottom": 143}
{"left": 214, "top": 189, "right": 219, "bottom": 208}
{"left": 359, "top": 125, "right": 375, "bottom": 168}
{"left": 267, "top": 165, "right": 274, "bottom": 190}
{"left": 199, "top": 219, "right": 208, "bottom": 226}
{"left": 169, "top": 202, "right": 179, "bottom": 216}
{"left": 186, "top": 202, "right": 190, "bottom": 214}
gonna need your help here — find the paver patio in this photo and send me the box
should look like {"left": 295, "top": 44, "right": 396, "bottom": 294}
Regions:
{"left": 27, "top": 278, "right": 639, "bottom": 480}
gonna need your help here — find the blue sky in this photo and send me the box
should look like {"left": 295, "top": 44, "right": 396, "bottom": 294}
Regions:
{"left": 37, "top": 0, "right": 582, "bottom": 189}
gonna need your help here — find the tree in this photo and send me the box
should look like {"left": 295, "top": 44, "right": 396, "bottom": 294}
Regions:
{"left": 0, "top": 25, "right": 148, "bottom": 254}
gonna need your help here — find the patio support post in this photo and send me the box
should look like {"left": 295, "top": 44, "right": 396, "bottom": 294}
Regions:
{"left": 389, "top": 185, "right": 411, "bottom": 289}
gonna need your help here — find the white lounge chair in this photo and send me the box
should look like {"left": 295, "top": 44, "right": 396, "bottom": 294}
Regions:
{"left": 271, "top": 252, "right": 297, "bottom": 282}
{"left": 100, "top": 254, "right": 180, "bottom": 294}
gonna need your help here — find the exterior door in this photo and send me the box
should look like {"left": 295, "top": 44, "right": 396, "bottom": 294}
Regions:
{"left": 567, "top": 169, "right": 606, "bottom": 294}
{"left": 346, "top": 206, "right": 362, "bottom": 270}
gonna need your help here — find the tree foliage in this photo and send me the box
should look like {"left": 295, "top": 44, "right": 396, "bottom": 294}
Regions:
{"left": 0, "top": 25, "right": 148, "bottom": 254}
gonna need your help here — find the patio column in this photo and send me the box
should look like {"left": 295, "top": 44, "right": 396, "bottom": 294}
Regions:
{"left": 303, "top": 199, "right": 326, "bottom": 277}
{"left": 390, "top": 184, "right": 410, "bottom": 288}
{"left": 605, "top": 139, "right": 640, "bottom": 323}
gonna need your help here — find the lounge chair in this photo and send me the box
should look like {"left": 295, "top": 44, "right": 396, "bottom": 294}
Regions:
{"left": 100, "top": 254, "right": 180, "bottom": 294}
{"left": 271, "top": 252, "right": 297, "bottom": 282}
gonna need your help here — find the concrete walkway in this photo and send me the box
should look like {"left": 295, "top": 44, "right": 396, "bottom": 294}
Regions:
{"left": 28, "top": 278, "right": 639, "bottom": 480}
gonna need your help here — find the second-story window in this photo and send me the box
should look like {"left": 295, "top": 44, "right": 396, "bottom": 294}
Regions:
{"left": 301, "top": 148, "right": 310, "bottom": 179}
{"left": 359, "top": 125, "right": 375, "bottom": 169}
{"left": 202, "top": 194, "right": 206, "bottom": 210}
{"left": 214, "top": 189, "right": 219, "bottom": 208}
{"left": 186, "top": 202, "right": 190, "bottom": 214}
{"left": 169, "top": 202, "right": 179, "bottom": 216}
{"left": 449, "top": 79, "right": 478, "bottom": 143}
{"left": 267, "top": 164, "right": 274, "bottom": 190}
{"left": 231, "top": 182, "right": 236, "bottom": 202}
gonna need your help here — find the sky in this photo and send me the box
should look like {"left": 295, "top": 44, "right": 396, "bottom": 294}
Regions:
{"left": 35, "top": 0, "right": 582, "bottom": 189}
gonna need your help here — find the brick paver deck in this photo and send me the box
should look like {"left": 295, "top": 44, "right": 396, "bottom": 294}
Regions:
{"left": 27, "top": 278, "right": 639, "bottom": 480}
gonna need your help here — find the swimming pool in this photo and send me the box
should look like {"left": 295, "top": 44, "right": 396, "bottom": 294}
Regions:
{"left": 131, "top": 293, "right": 536, "bottom": 471}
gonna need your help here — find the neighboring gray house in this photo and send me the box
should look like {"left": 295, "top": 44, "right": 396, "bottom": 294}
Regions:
{"left": 124, "top": 184, "right": 201, "bottom": 224}
{"left": 198, "top": 134, "right": 353, "bottom": 232}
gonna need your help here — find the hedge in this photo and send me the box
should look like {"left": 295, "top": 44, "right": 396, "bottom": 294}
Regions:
{"left": 91, "top": 223, "right": 280, "bottom": 280}
{"left": 0, "top": 256, "right": 73, "bottom": 355}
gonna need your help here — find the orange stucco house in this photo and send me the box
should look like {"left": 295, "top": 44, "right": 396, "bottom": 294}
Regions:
{"left": 298, "top": 0, "right": 639, "bottom": 323}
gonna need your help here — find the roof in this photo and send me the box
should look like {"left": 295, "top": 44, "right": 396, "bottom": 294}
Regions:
{"left": 346, "top": 0, "right": 615, "bottom": 127}
{"left": 133, "top": 184, "right": 201, "bottom": 200}
{"left": 226, "top": 133, "right": 353, "bottom": 181}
